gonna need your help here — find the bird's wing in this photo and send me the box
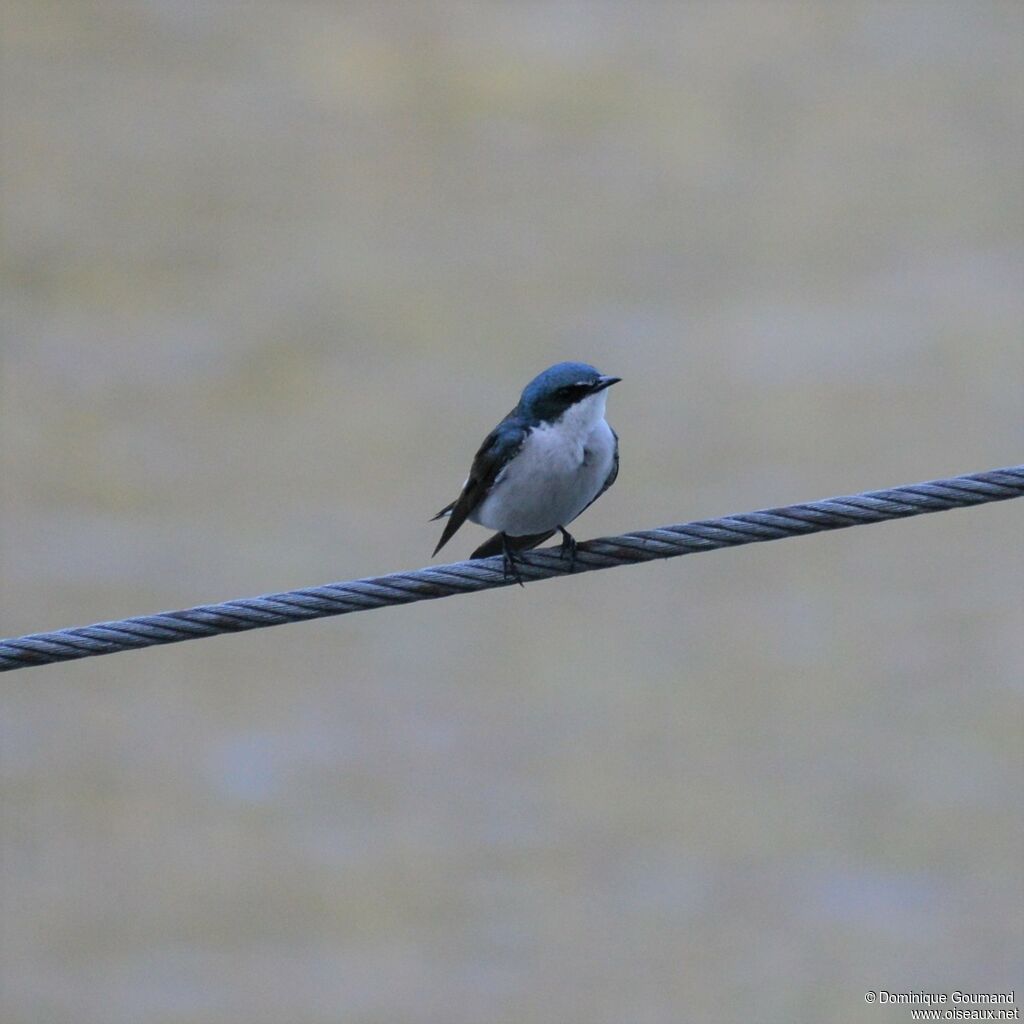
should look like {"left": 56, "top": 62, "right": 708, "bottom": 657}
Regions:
{"left": 470, "top": 529, "right": 556, "bottom": 560}
{"left": 432, "top": 412, "right": 527, "bottom": 556}
{"left": 578, "top": 425, "right": 619, "bottom": 517}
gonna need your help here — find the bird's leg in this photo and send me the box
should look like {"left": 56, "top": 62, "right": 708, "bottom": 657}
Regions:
{"left": 556, "top": 526, "right": 578, "bottom": 571}
{"left": 500, "top": 533, "right": 526, "bottom": 588}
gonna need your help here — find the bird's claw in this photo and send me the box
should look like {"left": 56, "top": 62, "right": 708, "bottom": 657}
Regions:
{"left": 557, "top": 527, "right": 578, "bottom": 572}
{"left": 500, "top": 535, "right": 526, "bottom": 587}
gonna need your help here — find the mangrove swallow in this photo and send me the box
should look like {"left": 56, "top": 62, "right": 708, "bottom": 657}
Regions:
{"left": 432, "top": 361, "right": 620, "bottom": 582}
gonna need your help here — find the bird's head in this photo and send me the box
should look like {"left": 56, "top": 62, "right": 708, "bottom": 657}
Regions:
{"left": 518, "top": 362, "right": 621, "bottom": 425}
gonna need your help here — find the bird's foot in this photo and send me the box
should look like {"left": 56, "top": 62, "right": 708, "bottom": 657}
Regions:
{"left": 500, "top": 534, "right": 526, "bottom": 588}
{"left": 557, "top": 527, "right": 578, "bottom": 572}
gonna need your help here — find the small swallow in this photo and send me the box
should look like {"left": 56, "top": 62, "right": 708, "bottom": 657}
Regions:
{"left": 433, "top": 362, "right": 620, "bottom": 583}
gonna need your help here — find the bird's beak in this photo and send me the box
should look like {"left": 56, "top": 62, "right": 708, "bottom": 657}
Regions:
{"left": 592, "top": 375, "right": 622, "bottom": 392}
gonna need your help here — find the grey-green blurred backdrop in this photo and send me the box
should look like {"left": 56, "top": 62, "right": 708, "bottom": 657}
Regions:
{"left": 2, "top": 3, "right": 1022, "bottom": 1023}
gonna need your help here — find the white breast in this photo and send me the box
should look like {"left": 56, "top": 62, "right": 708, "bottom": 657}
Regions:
{"left": 471, "top": 391, "right": 616, "bottom": 536}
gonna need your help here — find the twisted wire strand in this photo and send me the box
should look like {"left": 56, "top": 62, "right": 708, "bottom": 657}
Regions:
{"left": 2, "top": 465, "right": 1021, "bottom": 672}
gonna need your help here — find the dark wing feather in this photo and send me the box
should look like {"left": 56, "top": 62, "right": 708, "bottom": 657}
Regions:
{"left": 432, "top": 412, "right": 526, "bottom": 556}
{"left": 470, "top": 529, "right": 556, "bottom": 559}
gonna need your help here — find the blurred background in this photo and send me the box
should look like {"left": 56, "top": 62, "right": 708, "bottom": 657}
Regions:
{"left": 2, "top": 2, "right": 1022, "bottom": 1022}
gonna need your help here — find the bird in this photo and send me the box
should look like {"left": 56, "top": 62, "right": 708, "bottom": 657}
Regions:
{"left": 432, "top": 361, "right": 620, "bottom": 584}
